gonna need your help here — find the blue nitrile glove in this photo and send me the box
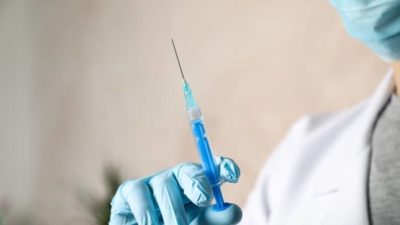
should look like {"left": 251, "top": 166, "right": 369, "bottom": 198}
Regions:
{"left": 109, "top": 156, "right": 240, "bottom": 225}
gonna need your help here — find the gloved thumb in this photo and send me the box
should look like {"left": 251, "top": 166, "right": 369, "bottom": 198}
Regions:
{"left": 190, "top": 203, "right": 242, "bottom": 225}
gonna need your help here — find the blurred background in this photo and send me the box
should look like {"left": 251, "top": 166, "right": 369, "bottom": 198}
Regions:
{"left": 0, "top": 0, "right": 388, "bottom": 224}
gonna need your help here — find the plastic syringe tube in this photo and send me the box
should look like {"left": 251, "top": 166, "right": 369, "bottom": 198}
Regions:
{"left": 183, "top": 81, "right": 227, "bottom": 211}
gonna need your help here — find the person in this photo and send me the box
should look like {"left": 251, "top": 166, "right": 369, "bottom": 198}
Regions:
{"left": 109, "top": 0, "right": 400, "bottom": 224}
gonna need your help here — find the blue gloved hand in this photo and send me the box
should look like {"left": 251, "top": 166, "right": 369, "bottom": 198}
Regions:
{"left": 109, "top": 156, "right": 240, "bottom": 225}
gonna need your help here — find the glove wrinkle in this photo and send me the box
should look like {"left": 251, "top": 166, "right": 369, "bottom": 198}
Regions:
{"left": 150, "top": 173, "right": 189, "bottom": 225}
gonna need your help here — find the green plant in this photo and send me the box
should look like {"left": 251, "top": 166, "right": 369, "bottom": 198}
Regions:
{"left": 80, "top": 166, "right": 122, "bottom": 225}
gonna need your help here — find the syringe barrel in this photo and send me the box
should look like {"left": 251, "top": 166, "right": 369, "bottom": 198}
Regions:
{"left": 187, "top": 107, "right": 227, "bottom": 210}
{"left": 188, "top": 107, "right": 221, "bottom": 187}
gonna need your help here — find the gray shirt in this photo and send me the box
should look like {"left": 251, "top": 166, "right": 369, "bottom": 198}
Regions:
{"left": 369, "top": 94, "right": 400, "bottom": 225}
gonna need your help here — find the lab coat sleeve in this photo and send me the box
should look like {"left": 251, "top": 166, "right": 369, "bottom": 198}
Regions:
{"left": 239, "top": 115, "right": 314, "bottom": 225}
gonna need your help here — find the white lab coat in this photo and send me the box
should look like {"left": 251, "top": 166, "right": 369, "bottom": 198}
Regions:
{"left": 240, "top": 70, "right": 395, "bottom": 225}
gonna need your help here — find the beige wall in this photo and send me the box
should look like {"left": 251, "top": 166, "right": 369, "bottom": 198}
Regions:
{"left": 0, "top": 0, "right": 388, "bottom": 224}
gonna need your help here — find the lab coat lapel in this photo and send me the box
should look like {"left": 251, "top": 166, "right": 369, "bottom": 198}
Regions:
{"left": 314, "top": 70, "right": 394, "bottom": 225}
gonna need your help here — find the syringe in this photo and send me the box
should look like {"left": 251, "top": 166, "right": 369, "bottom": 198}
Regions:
{"left": 171, "top": 39, "right": 227, "bottom": 211}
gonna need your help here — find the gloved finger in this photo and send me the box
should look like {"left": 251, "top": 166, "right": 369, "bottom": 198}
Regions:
{"left": 173, "top": 162, "right": 213, "bottom": 207}
{"left": 110, "top": 184, "right": 137, "bottom": 225}
{"left": 119, "top": 180, "right": 160, "bottom": 225}
{"left": 149, "top": 170, "right": 189, "bottom": 225}
{"left": 215, "top": 156, "right": 240, "bottom": 183}
{"left": 185, "top": 203, "right": 204, "bottom": 222}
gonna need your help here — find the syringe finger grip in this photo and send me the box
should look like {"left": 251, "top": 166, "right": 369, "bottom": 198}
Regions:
{"left": 187, "top": 107, "right": 202, "bottom": 121}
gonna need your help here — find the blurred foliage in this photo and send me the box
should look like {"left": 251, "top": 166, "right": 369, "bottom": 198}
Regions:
{"left": 0, "top": 196, "right": 7, "bottom": 225}
{"left": 80, "top": 166, "right": 122, "bottom": 225}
